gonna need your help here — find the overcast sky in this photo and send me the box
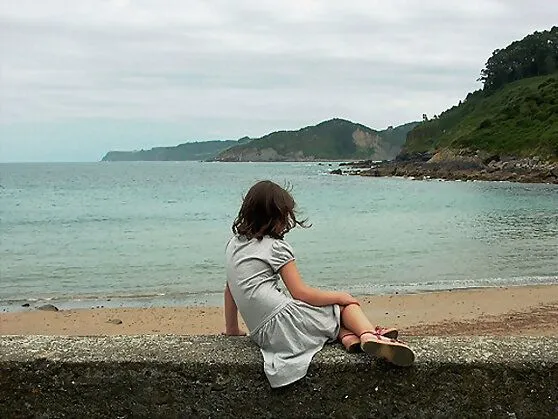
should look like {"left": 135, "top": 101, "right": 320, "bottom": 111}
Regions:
{"left": 1, "top": 1, "right": 557, "bottom": 162}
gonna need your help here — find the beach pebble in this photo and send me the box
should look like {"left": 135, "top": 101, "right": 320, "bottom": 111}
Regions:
{"left": 37, "top": 304, "right": 59, "bottom": 312}
{"left": 107, "top": 318, "right": 123, "bottom": 325}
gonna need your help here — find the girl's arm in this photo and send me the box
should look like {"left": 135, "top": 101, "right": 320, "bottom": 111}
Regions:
{"left": 279, "top": 261, "right": 360, "bottom": 307}
{"left": 223, "top": 283, "right": 245, "bottom": 336}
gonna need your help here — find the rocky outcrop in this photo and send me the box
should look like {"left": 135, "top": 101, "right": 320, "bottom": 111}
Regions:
{"left": 36, "top": 304, "right": 59, "bottom": 312}
{"left": 334, "top": 150, "right": 558, "bottom": 184}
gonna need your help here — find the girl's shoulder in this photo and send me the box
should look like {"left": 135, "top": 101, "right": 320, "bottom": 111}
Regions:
{"left": 227, "top": 235, "right": 294, "bottom": 254}
{"left": 269, "top": 237, "right": 293, "bottom": 251}
{"left": 268, "top": 238, "right": 295, "bottom": 272}
{"left": 258, "top": 236, "right": 294, "bottom": 254}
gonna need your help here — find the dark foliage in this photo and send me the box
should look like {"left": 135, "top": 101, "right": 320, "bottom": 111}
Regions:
{"left": 480, "top": 26, "right": 558, "bottom": 91}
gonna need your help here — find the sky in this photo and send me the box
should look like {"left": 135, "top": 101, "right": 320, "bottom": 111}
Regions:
{"left": 1, "top": 1, "right": 557, "bottom": 162}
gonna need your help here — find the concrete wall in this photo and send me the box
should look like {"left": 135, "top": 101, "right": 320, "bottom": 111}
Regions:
{"left": 1, "top": 335, "right": 557, "bottom": 418}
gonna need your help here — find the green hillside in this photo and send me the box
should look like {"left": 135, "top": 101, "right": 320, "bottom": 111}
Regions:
{"left": 403, "top": 26, "right": 558, "bottom": 160}
{"left": 216, "top": 119, "right": 419, "bottom": 161}
{"left": 224, "top": 119, "right": 375, "bottom": 160}
{"left": 101, "top": 120, "right": 418, "bottom": 162}
{"left": 404, "top": 74, "right": 558, "bottom": 158}
{"left": 102, "top": 139, "right": 247, "bottom": 161}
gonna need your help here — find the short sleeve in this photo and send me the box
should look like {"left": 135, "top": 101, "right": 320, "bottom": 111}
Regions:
{"left": 268, "top": 239, "right": 295, "bottom": 273}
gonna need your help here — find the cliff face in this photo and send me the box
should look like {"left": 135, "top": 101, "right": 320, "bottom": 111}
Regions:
{"left": 214, "top": 119, "right": 418, "bottom": 162}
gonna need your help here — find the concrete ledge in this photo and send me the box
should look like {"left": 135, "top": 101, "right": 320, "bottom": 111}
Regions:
{"left": 1, "top": 336, "right": 557, "bottom": 418}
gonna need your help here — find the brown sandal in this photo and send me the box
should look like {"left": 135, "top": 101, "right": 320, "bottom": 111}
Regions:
{"left": 339, "top": 333, "right": 362, "bottom": 353}
{"left": 374, "top": 326, "right": 399, "bottom": 339}
{"left": 359, "top": 331, "right": 415, "bottom": 367}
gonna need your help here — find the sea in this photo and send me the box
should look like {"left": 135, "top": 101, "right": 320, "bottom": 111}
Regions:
{"left": 1, "top": 162, "right": 557, "bottom": 311}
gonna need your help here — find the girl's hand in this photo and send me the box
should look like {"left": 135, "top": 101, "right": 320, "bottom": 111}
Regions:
{"left": 336, "top": 292, "right": 360, "bottom": 306}
{"left": 222, "top": 328, "right": 247, "bottom": 336}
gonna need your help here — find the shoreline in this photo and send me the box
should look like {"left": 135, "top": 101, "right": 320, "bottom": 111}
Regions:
{"left": 4, "top": 280, "right": 558, "bottom": 314}
{"left": 2, "top": 284, "right": 557, "bottom": 337}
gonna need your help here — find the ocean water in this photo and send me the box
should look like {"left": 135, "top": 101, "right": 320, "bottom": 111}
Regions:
{"left": 1, "top": 162, "right": 557, "bottom": 311}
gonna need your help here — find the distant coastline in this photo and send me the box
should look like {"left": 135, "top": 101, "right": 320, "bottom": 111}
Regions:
{"left": 101, "top": 119, "right": 419, "bottom": 163}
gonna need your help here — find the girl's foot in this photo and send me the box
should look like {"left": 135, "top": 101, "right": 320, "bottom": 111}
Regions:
{"left": 359, "top": 332, "right": 415, "bottom": 367}
{"left": 340, "top": 333, "right": 362, "bottom": 353}
{"left": 374, "top": 326, "right": 398, "bottom": 340}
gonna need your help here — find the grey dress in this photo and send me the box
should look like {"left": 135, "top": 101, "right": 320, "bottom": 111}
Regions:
{"left": 225, "top": 235, "right": 341, "bottom": 388}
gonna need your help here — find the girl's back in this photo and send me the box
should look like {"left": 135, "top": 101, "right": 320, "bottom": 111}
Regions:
{"left": 225, "top": 235, "right": 294, "bottom": 334}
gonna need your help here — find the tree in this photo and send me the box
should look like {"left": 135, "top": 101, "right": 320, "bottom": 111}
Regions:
{"left": 545, "top": 55, "right": 557, "bottom": 74}
{"left": 479, "top": 26, "right": 558, "bottom": 91}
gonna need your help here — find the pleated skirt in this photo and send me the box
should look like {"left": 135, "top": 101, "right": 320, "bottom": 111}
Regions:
{"left": 250, "top": 300, "right": 341, "bottom": 388}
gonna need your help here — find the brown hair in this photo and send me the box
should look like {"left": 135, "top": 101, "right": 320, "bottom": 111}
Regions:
{"left": 232, "top": 180, "right": 309, "bottom": 240}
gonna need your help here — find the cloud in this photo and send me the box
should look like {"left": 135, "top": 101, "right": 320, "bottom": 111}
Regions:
{"left": 1, "top": 0, "right": 557, "bottom": 161}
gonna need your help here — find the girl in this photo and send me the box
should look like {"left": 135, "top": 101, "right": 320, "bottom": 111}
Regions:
{"left": 224, "top": 180, "right": 414, "bottom": 388}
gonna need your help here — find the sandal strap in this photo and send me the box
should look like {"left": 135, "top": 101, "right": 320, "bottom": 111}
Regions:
{"left": 339, "top": 332, "right": 357, "bottom": 340}
{"left": 376, "top": 326, "right": 397, "bottom": 334}
{"left": 356, "top": 329, "right": 400, "bottom": 339}
{"left": 360, "top": 332, "right": 398, "bottom": 343}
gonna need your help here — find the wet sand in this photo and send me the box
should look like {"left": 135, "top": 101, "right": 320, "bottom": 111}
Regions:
{"left": 1, "top": 284, "right": 557, "bottom": 336}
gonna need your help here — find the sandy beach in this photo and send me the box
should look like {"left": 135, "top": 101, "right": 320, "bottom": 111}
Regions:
{"left": 1, "top": 284, "right": 557, "bottom": 336}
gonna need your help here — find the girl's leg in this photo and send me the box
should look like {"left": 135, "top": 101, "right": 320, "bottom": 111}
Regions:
{"left": 337, "top": 304, "right": 375, "bottom": 353}
{"left": 338, "top": 326, "right": 360, "bottom": 352}
{"left": 339, "top": 304, "right": 398, "bottom": 339}
{"left": 340, "top": 304, "right": 415, "bottom": 366}
{"left": 339, "top": 303, "right": 375, "bottom": 336}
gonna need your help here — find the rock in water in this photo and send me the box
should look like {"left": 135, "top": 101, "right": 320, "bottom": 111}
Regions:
{"left": 37, "top": 304, "right": 59, "bottom": 312}
{"left": 21, "top": 303, "right": 30, "bottom": 308}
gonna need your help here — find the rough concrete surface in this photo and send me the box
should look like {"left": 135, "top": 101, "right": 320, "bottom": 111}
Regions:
{"left": 1, "top": 336, "right": 557, "bottom": 418}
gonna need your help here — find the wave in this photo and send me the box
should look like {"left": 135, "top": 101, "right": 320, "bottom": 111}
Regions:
{"left": 334, "top": 275, "right": 558, "bottom": 295}
{"left": 3, "top": 275, "right": 557, "bottom": 307}
{"left": 1, "top": 290, "right": 223, "bottom": 305}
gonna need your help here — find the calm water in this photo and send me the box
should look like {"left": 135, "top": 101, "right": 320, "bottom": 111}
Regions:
{"left": 1, "top": 162, "right": 557, "bottom": 311}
